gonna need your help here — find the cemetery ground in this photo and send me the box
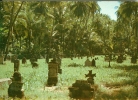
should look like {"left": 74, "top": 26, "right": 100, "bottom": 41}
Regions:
{"left": 0, "top": 55, "right": 138, "bottom": 100}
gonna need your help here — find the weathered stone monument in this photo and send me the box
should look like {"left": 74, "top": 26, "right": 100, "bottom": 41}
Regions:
{"left": 117, "top": 54, "right": 123, "bottom": 63}
{"left": 85, "top": 70, "right": 96, "bottom": 84}
{"left": 68, "top": 70, "right": 96, "bottom": 99}
{"left": 11, "top": 55, "right": 17, "bottom": 63}
{"left": 8, "top": 71, "right": 24, "bottom": 99}
{"left": 92, "top": 59, "right": 96, "bottom": 67}
{"left": 14, "top": 59, "right": 20, "bottom": 72}
{"left": 85, "top": 58, "right": 91, "bottom": 66}
{"left": 47, "top": 58, "right": 58, "bottom": 86}
{"left": 0, "top": 54, "right": 4, "bottom": 64}
{"left": 30, "top": 58, "right": 38, "bottom": 68}
{"left": 22, "top": 57, "right": 26, "bottom": 64}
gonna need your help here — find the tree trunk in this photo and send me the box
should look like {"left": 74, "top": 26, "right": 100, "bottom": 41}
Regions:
{"left": 4, "top": 2, "right": 14, "bottom": 61}
{"left": 4, "top": 1, "right": 24, "bottom": 61}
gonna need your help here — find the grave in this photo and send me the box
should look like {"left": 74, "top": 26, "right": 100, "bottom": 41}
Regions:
{"left": 22, "top": 57, "right": 26, "bottom": 64}
{"left": 68, "top": 70, "right": 96, "bottom": 99}
{"left": 0, "top": 55, "right": 4, "bottom": 64}
{"left": 32, "top": 62, "right": 38, "bottom": 68}
{"left": 47, "top": 58, "right": 58, "bottom": 86}
{"left": 30, "top": 58, "right": 38, "bottom": 68}
{"left": 8, "top": 71, "right": 24, "bottom": 99}
{"left": 91, "top": 59, "right": 96, "bottom": 67}
{"left": 117, "top": 54, "right": 123, "bottom": 63}
{"left": 85, "top": 70, "right": 96, "bottom": 84}
{"left": 84, "top": 58, "right": 91, "bottom": 66}
{"left": 14, "top": 59, "right": 20, "bottom": 72}
{"left": 11, "top": 55, "right": 17, "bottom": 63}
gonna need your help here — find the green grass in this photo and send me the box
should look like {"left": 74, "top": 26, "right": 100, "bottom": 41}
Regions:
{"left": 0, "top": 55, "right": 138, "bottom": 100}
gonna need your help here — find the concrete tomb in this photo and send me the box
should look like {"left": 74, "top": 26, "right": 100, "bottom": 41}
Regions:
{"left": 8, "top": 71, "right": 24, "bottom": 99}
{"left": 68, "top": 70, "right": 96, "bottom": 99}
{"left": 47, "top": 58, "right": 58, "bottom": 86}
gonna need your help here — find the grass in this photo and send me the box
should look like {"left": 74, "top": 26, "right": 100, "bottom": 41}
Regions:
{"left": 0, "top": 55, "right": 138, "bottom": 100}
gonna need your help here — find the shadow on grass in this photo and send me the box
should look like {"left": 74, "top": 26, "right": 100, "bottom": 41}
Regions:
{"left": 96, "top": 64, "right": 138, "bottom": 99}
{"left": 112, "top": 64, "right": 138, "bottom": 71}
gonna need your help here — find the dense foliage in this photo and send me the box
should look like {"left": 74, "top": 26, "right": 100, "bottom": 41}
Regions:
{"left": 0, "top": 1, "right": 138, "bottom": 60}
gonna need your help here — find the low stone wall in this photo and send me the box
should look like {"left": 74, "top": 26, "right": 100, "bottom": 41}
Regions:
{"left": 0, "top": 78, "right": 11, "bottom": 85}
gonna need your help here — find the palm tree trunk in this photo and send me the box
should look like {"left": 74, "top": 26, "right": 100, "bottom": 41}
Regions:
{"left": 4, "top": 1, "right": 24, "bottom": 61}
{"left": 4, "top": 2, "right": 14, "bottom": 61}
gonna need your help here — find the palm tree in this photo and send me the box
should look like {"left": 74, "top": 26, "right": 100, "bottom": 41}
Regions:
{"left": 3, "top": 1, "right": 24, "bottom": 60}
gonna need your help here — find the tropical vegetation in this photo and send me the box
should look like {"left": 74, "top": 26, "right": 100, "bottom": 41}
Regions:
{"left": 0, "top": 1, "right": 137, "bottom": 61}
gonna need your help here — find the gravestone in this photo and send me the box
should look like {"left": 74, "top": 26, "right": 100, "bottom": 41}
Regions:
{"left": 0, "top": 55, "right": 4, "bottom": 64}
{"left": 32, "top": 62, "right": 38, "bottom": 68}
{"left": 117, "top": 54, "right": 123, "bottom": 63}
{"left": 14, "top": 59, "right": 20, "bottom": 72}
{"left": 47, "top": 59, "right": 58, "bottom": 86}
{"left": 8, "top": 71, "right": 24, "bottom": 99}
{"left": 30, "top": 58, "right": 38, "bottom": 68}
{"left": 68, "top": 70, "right": 96, "bottom": 99}
{"left": 85, "top": 58, "right": 91, "bottom": 66}
{"left": 22, "top": 57, "right": 26, "bottom": 64}
{"left": 11, "top": 55, "right": 17, "bottom": 63}
{"left": 85, "top": 70, "right": 96, "bottom": 84}
{"left": 91, "top": 59, "right": 96, "bottom": 67}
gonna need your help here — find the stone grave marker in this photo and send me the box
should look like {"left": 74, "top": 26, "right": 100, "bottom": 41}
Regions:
{"left": 30, "top": 58, "right": 38, "bottom": 68}
{"left": 0, "top": 55, "right": 4, "bottom": 64}
{"left": 85, "top": 58, "right": 91, "bottom": 66}
{"left": 47, "top": 59, "right": 58, "bottom": 86}
{"left": 14, "top": 59, "right": 20, "bottom": 72}
{"left": 91, "top": 59, "right": 96, "bottom": 67}
{"left": 8, "top": 71, "right": 24, "bottom": 99}
{"left": 11, "top": 55, "right": 17, "bottom": 63}
{"left": 117, "top": 54, "right": 123, "bottom": 63}
{"left": 85, "top": 70, "right": 96, "bottom": 84}
{"left": 22, "top": 57, "right": 26, "bottom": 64}
{"left": 68, "top": 70, "right": 96, "bottom": 99}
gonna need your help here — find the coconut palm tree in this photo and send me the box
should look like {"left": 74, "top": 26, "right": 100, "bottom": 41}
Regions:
{"left": 2, "top": 1, "right": 24, "bottom": 60}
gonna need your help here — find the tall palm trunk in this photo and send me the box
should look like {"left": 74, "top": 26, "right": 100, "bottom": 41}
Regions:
{"left": 4, "top": 1, "right": 24, "bottom": 61}
{"left": 4, "top": 2, "right": 14, "bottom": 61}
